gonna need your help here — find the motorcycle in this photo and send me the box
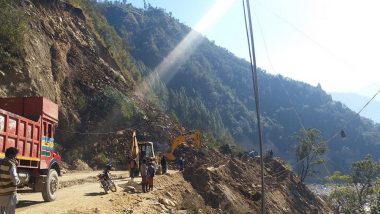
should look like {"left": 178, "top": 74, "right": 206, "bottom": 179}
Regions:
{"left": 98, "top": 164, "right": 117, "bottom": 193}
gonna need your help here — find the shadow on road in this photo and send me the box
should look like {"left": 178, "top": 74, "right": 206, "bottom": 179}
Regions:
{"left": 18, "top": 189, "right": 35, "bottom": 194}
{"left": 17, "top": 200, "right": 44, "bottom": 208}
{"left": 84, "top": 192, "right": 107, "bottom": 196}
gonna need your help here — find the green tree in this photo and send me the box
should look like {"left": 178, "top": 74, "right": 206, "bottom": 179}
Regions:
{"left": 327, "top": 155, "right": 380, "bottom": 213}
{"left": 0, "top": 0, "right": 27, "bottom": 60}
{"left": 351, "top": 155, "right": 380, "bottom": 211}
{"left": 295, "top": 128, "right": 327, "bottom": 182}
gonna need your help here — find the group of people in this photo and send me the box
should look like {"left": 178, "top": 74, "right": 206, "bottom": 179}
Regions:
{"left": 140, "top": 158, "right": 156, "bottom": 192}
{"left": 129, "top": 155, "right": 185, "bottom": 193}
{"left": 0, "top": 146, "right": 188, "bottom": 213}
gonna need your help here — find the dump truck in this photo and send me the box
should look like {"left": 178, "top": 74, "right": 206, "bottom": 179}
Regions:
{"left": 0, "top": 97, "right": 62, "bottom": 201}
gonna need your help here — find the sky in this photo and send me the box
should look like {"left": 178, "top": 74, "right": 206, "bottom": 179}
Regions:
{"left": 128, "top": 0, "right": 380, "bottom": 99}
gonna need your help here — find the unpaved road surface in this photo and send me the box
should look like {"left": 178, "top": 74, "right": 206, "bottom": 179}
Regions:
{"left": 15, "top": 170, "right": 196, "bottom": 214}
{"left": 17, "top": 171, "right": 131, "bottom": 214}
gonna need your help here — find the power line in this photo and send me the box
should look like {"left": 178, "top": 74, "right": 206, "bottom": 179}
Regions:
{"left": 252, "top": 4, "right": 327, "bottom": 182}
{"left": 254, "top": 0, "right": 355, "bottom": 73}
{"left": 250, "top": 2, "right": 380, "bottom": 181}
{"left": 264, "top": 87, "right": 380, "bottom": 180}
{"left": 325, "top": 88, "right": 380, "bottom": 144}
{"left": 55, "top": 128, "right": 132, "bottom": 135}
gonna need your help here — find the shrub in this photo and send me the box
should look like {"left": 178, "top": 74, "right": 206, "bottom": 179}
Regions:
{"left": 0, "top": 0, "right": 27, "bottom": 61}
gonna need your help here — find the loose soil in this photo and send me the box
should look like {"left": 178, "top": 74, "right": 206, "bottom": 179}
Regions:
{"left": 17, "top": 170, "right": 214, "bottom": 214}
{"left": 17, "top": 150, "right": 333, "bottom": 214}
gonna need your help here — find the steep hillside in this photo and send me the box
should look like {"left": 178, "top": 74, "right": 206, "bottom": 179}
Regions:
{"left": 1, "top": 0, "right": 379, "bottom": 176}
{"left": 0, "top": 0, "right": 183, "bottom": 166}
{"left": 99, "top": 2, "right": 380, "bottom": 175}
{"left": 0, "top": 0, "right": 335, "bottom": 212}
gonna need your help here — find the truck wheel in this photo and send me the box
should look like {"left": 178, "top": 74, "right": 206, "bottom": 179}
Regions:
{"left": 42, "top": 169, "right": 59, "bottom": 202}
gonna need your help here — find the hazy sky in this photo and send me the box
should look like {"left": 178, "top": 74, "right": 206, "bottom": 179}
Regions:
{"left": 128, "top": 0, "right": 380, "bottom": 98}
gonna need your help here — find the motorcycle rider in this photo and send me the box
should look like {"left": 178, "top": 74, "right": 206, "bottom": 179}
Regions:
{"left": 99, "top": 163, "right": 112, "bottom": 190}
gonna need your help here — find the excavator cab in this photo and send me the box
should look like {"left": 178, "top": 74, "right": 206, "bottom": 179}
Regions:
{"left": 138, "top": 141, "right": 155, "bottom": 162}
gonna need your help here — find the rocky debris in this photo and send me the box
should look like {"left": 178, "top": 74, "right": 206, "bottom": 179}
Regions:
{"left": 123, "top": 208, "right": 133, "bottom": 214}
{"left": 180, "top": 147, "right": 332, "bottom": 213}
{"left": 159, "top": 198, "right": 177, "bottom": 207}
{"left": 124, "top": 186, "right": 136, "bottom": 193}
{"left": 165, "top": 191, "right": 173, "bottom": 198}
{"left": 109, "top": 172, "right": 216, "bottom": 214}
{"left": 70, "top": 159, "right": 92, "bottom": 171}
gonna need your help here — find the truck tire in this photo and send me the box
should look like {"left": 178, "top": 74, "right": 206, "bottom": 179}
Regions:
{"left": 42, "top": 169, "right": 59, "bottom": 202}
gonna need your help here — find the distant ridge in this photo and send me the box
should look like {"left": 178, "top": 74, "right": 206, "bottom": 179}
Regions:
{"left": 331, "top": 92, "right": 380, "bottom": 123}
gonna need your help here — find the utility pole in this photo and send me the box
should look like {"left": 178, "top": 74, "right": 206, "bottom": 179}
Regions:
{"left": 242, "top": 0, "right": 265, "bottom": 213}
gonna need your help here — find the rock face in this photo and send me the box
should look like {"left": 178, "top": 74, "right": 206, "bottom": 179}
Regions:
{"left": 0, "top": 0, "right": 183, "bottom": 166}
{"left": 21, "top": 0, "right": 131, "bottom": 128}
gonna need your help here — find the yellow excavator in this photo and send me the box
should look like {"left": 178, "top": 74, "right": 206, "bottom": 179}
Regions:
{"left": 130, "top": 130, "right": 156, "bottom": 169}
{"left": 165, "top": 130, "right": 202, "bottom": 161}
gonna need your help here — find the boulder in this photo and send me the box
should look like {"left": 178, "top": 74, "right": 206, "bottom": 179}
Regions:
{"left": 159, "top": 198, "right": 176, "bottom": 207}
{"left": 125, "top": 186, "right": 136, "bottom": 193}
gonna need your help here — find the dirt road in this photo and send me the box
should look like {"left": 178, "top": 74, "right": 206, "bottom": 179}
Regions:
{"left": 17, "top": 171, "right": 131, "bottom": 214}
{"left": 15, "top": 170, "right": 200, "bottom": 214}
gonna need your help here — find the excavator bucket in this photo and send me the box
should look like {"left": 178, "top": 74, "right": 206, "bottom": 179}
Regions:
{"left": 130, "top": 130, "right": 139, "bottom": 159}
{"left": 165, "top": 153, "right": 176, "bottom": 161}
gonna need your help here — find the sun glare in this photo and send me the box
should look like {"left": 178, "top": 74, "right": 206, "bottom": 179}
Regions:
{"left": 134, "top": 0, "right": 237, "bottom": 97}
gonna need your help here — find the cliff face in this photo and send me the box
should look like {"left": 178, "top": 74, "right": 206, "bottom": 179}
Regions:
{"left": 22, "top": 0, "right": 124, "bottom": 122}
{"left": 0, "top": 0, "right": 183, "bottom": 165}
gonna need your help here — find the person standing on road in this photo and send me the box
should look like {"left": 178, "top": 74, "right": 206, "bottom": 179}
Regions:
{"left": 160, "top": 155, "right": 167, "bottom": 175}
{"left": 178, "top": 156, "right": 185, "bottom": 172}
{"left": 129, "top": 158, "right": 137, "bottom": 181}
{"left": 140, "top": 159, "right": 148, "bottom": 193}
{"left": 0, "top": 147, "right": 20, "bottom": 214}
{"left": 147, "top": 161, "right": 156, "bottom": 191}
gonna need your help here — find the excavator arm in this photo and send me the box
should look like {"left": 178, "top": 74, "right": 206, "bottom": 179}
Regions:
{"left": 165, "top": 130, "right": 201, "bottom": 161}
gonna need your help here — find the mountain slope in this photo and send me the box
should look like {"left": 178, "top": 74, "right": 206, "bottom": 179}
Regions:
{"left": 1, "top": 0, "right": 380, "bottom": 178}
{"left": 99, "top": 2, "right": 380, "bottom": 176}
{"left": 0, "top": 0, "right": 183, "bottom": 167}
{"left": 0, "top": 0, "right": 337, "bottom": 212}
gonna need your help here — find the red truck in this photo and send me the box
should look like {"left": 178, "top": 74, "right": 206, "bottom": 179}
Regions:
{"left": 0, "top": 97, "right": 61, "bottom": 201}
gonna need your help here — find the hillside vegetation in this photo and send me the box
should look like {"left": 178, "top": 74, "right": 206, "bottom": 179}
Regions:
{"left": 0, "top": 0, "right": 379, "bottom": 178}
{"left": 97, "top": 2, "right": 380, "bottom": 176}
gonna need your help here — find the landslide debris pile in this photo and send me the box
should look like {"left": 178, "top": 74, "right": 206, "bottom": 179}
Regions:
{"left": 179, "top": 148, "right": 332, "bottom": 213}
{"left": 110, "top": 172, "right": 217, "bottom": 214}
